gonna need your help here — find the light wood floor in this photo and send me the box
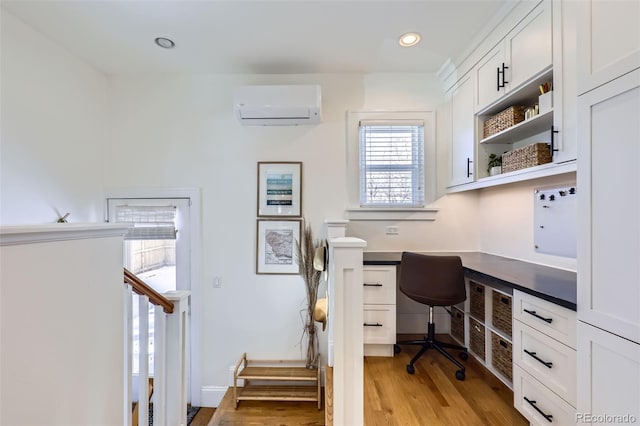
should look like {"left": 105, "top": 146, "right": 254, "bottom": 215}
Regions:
{"left": 207, "top": 335, "right": 528, "bottom": 425}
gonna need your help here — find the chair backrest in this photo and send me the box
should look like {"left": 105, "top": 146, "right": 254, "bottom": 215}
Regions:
{"left": 399, "top": 252, "right": 466, "bottom": 306}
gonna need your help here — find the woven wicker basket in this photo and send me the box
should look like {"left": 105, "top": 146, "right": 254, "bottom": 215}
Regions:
{"left": 502, "top": 142, "right": 552, "bottom": 173}
{"left": 451, "top": 307, "right": 465, "bottom": 343}
{"left": 483, "top": 106, "right": 526, "bottom": 138}
{"left": 469, "top": 317, "right": 486, "bottom": 361}
{"left": 491, "top": 332, "right": 512, "bottom": 382}
{"left": 491, "top": 290, "right": 512, "bottom": 337}
{"left": 469, "top": 281, "right": 485, "bottom": 320}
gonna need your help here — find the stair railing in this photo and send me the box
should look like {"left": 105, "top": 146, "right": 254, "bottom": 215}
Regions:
{"left": 123, "top": 268, "right": 190, "bottom": 426}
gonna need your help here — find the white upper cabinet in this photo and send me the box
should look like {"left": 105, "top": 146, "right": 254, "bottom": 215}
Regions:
{"left": 505, "top": 0, "right": 553, "bottom": 92}
{"left": 577, "top": 0, "right": 640, "bottom": 95}
{"left": 577, "top": 68, "right": 640, "bottom": 344}
{"left": 475, "top": 44, "right": 507, "bottom": 111}
{"left": 449, "top": 74, "right": 476, "bottom": 187}
{"left": 475, "top": 0, "right": 552, "bottom": 112}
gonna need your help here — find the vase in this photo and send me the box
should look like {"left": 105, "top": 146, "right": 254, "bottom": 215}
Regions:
{"left": 490, "top": 166, "right": 502, "bottom": 176}
{"left": 305, "top": 322, "right": 318, "bottom": 369}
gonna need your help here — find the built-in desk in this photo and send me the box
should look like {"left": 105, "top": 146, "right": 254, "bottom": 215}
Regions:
{"left": 363, "top": 251, "right": 579, "bottom": 420}
{"left": 363, "top": 251, "right": 576, "bottom": 310}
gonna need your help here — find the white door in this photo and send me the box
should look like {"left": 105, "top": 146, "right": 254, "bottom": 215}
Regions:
{"left": 107, "top": 197, "right": 192, "bottom": 399}
{"left": 577, "top": 69, "right": 640, "bottom": 344}
{"left": 449, "top": 74, "right": 476, "bottom": 187}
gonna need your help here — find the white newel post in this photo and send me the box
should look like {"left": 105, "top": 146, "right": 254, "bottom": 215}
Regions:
{"left": 328, "top": 236, "right": 366, "bottom": 426}
{"left": 160, "top": 291, "right": 191, "bottom": 426}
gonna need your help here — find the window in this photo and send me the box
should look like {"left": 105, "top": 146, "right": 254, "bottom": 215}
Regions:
{"left": 346, "top": 111, "right": 437, "bottom": 221}
{"left": 359, "top": 120, "right": 424, "bottom": 207}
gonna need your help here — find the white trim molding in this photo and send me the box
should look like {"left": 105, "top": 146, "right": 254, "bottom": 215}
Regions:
{"left": 345, "top": 207, "right": 439, "bottom": 221}
{"left": 0, "top": 223, "right": 130, "bottom": 246}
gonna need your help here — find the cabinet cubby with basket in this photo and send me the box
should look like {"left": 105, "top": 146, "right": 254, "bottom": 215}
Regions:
{"left": 475, "top": 67, "right": 557, "bottom": 181}
{"left": 450, "top": 279, "right": 515, "bottom": 388}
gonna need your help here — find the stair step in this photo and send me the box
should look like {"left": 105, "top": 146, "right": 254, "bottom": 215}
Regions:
{"left": 236, "top": 385, "right": 319, "bottom": 401}
{"left": 237, "top": 366, "right": 318, "bottom": 381}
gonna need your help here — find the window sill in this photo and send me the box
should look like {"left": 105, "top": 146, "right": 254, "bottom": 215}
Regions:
{"left": 345, "top": 207, "right": 439, "bottom": 221}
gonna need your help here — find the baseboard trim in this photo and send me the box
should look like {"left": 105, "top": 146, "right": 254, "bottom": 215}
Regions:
{"left": 200, "top": 386, "right": 227, "bottom": 408}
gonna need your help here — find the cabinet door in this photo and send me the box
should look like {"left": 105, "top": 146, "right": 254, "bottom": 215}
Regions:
{"left": 550, "top": 0, "right": 578, "bottom": 164}
{"left": 475, "top": 44, "right": 506, "bottom": 111}
{"left": 505, "top": 0, "right": 552, "bottom": 91}
{"left": 577, "top": 322, "right": 640, "bottom": 424}
{"left": 449, "top": 74, "right": 475, "bottom": 187}
{"left": 577, "top": 0, "right": 640, "bottom": 95}
{"left": 577, "top": 69, "right": 640, "bottom": 344}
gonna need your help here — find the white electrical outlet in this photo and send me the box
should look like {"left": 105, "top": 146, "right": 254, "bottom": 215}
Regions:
{"left": 213, "top": 276, "right": 222, "bottom": 288}
{"left": 386, "top": 226, "right": 399, "bottom": 235}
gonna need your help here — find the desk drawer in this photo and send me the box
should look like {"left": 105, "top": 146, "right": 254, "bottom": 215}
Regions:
{"left": 514, "top": 364, "right": 576, "bottom": 424}
{"left": 513, "top": 290, "right": 576, "bottom": 349}
{"left": 363, "top": 305, "right": 396, "bottom": 344}
{"left": 513, "top": 320, "right": 577, "bottom": 406}
{"left": 363, "top": 266, "right": 396, "bottom": 305}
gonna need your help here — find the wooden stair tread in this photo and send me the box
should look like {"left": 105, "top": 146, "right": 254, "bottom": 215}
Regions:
{"left": 237, "top": 385, "right": 319, "bottom": 401}
{"left": 238, "top": 366, "right": 318, "bottom": 381}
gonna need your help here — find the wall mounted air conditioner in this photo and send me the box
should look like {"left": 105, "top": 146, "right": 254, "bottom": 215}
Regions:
{"left": 234, "top": 84, "right": 322, "bottom": 126}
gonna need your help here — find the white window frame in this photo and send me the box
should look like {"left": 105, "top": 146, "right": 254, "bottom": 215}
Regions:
{"left": 346, "top": 111, "right": 439, "bottom": 221}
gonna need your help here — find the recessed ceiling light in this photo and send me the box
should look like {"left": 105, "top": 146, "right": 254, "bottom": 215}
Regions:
{"left": 399, "top": 32, "right": 421, "bottom": 47}
{"left": 154, "top": 37, "right": 175, "bottom": 49}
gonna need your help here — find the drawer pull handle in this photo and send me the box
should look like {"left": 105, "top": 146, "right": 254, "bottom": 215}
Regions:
{"left": 523, "top": 309, "right": 553, "bottom": 323}
{"left": 524, "top": 349, "right": 553, "bottom": 368}
{"left": 364, "top": 323, "right": 383, "bottom": 327}
{"left": 363, "top": 283, "right": 383, "bottom": 287}
{"left": 524, "top": 397, "right": 553, "bottom": 422}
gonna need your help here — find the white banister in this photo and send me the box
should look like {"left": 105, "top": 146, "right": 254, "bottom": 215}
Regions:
{"left": 138, "top": 295, "right": 150, "bottom": 426}
{"left": 164, "top": 291, "right": 190, "bottom": 426}
{"left": 327, "top": 236, "right": 366, "bottom": 426}
{"left": 123, "top": 286, "right": 190, "bottom": 426}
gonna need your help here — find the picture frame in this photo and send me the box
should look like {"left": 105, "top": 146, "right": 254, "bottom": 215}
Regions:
{"left": 257, "top": 161, "right": 302, "bottom": 217}
{"left": 256, "top": 219, "right": 302, "bottom": 275}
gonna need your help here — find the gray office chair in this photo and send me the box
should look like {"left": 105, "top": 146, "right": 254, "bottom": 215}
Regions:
{"left": 394, "top": 252, "right": 468, "bottom": 381}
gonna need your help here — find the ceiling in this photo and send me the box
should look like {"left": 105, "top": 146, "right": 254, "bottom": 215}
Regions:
{"left": 1, "top": 0, "right": 512, "bottom": 75}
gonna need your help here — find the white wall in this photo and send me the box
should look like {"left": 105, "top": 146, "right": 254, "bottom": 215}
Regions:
{"left": 0, "top": 11, "right": 107, "bottom": 225}
{"left": 477, "top": 173, "right": 577, "bottom": 271}
{"left": 103, "top": 72, "right": 481, "bottom": 397}
{"left": 0, "top": 229, "right": 125, "bottom": 426}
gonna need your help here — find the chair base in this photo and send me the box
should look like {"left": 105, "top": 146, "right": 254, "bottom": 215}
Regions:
{"left": 395, "top": 322, "right": 468, "bottom": 381}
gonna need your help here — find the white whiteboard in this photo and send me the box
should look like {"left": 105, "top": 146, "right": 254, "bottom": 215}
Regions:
{"left": 534, "top": 184, "right": 577, "bottom": 258}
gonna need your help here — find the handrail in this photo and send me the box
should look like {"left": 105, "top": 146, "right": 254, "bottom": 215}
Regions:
{"left": 123, "top": 268, "right": 174, "bottom": 314}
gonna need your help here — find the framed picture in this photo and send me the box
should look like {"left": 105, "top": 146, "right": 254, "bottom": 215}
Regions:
{"left": 256, "top": 219, "right": 301, "bottom": 275}
{"left": 257, "top": 161, "right": 302, "bottom": 217}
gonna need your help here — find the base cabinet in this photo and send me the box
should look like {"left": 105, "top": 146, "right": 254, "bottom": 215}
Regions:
{"left": 577, "top": 321, "right": 640, "bottom": 426}
{"left": 363, "top": 265, "right": 396, "bottom": 356}
{"left": 512, "top": 290, "right": 577, "bottom": 422}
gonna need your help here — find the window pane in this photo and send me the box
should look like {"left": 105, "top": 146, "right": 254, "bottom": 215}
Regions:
{"left": 359, "top": 123, "right": 424, "bottom": 207}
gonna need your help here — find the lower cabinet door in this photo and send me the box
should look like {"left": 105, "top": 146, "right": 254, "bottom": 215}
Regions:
{"left": 513, "top": 364, "right": 576, "bottom": 425}
{"left": 363, "top": 305, "right": 396, "bottom": 345}
{"left": 513, "top": 320, "right": 577, "bottom": 406}
{"left": 577, "top": 321, "right": 640, "bottom": 425}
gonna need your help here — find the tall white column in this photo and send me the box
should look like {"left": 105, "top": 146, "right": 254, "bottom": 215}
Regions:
{"left": 327, "top": 237, "right": 366, "bottom": 426}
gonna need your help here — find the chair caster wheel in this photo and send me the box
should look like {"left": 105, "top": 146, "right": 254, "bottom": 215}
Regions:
{"left": 459, "top": 351, "right": 469, "bottom": 361}
{"left": 456, "top": 370, "right": 465, "bottom": 381}
{"left": 406, "top": 364, "right": 415, "bottom": 374}
{"left": 394, "top": 344, "right": 401, "bottom": 354}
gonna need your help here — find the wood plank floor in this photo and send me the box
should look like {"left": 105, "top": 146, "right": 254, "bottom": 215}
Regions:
{"left": 207, "top": 335, "right": 528, "bottom": 425}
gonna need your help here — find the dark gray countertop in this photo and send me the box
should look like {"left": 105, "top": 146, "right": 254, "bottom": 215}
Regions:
{"left": 363, "top": 251, "right": 577, "bottom": 311}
